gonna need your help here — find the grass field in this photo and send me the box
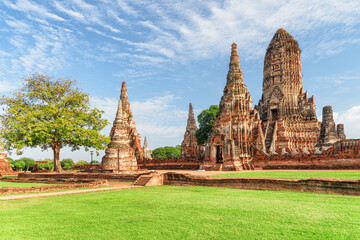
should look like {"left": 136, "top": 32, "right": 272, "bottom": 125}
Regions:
{"left": 0, "top": 182, "right": 54, "bottom": 188}
{"left": 212, "top": 171, "right": 360, "bottom": 179}
{"left": 0, "top": 186, "right": 359, "bottom": 240}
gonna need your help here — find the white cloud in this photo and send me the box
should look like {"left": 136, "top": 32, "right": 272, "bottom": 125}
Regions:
{"left": 54, "top": 1, "right": 86, "bottom": 22}
{"left": 4, "top": 0, "right": 65, "bottom": 21}
{"left": 334, "top": 105, "right": 360, "bottom": 139}
{"left": 5, "top": 20, "right": 31, "bottom": 34}
{"left": 116, "top": 0, "right": 138, "bottom": 16}
{"left": 0, "top": 80, "right": 20, "bottom": 93}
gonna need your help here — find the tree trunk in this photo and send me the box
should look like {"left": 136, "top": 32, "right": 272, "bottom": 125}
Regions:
{"left": 52, "top": 144, "right": 63, "bottom": 172}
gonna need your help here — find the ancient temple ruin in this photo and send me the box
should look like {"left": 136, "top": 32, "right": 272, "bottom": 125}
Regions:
{"left": 143, "top": 136, "right": 152, "bottom": 159}
{"left": 255, "top": 28, "right": 321, "bottom": 155}
{"left": 203, "top": 43, "right": 264, "bottom": 170}
{"left": 180, "top": 103, "right": 201, "bottom": 160}
{"left": 318, "top": 106, "right": 340, "bottom": 146}
{"left": 101, "top": 81, "right": 143, "bottom": 172}
{"left": 0, "top": 145, "right": 14, "bottom": 175}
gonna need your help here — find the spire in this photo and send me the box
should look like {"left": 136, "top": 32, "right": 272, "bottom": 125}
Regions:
{"left": 120, "top": 81, "right": 131, "bottom": 114}
{"left": 187, "top": 102, "right": 195, "bottom": 126}
{"left": 115, "top": 98, "right": 123, "bottom": 119}
{"left": 144, "top": 136, "right": 148, "bottom": 147}
{"left": 227, "top": 43, "right": 243, "bottom": 84}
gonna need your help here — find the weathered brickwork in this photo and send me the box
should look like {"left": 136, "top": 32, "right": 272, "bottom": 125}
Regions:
{"left": 0, "top": 146, "right": 14, "bottom": 175}
{"left": 255, "top": 28, "right": 321, "bottom": 154}
{"left": 181, "top": 103, "right": 201, "bottom": 160}
{"left": 101, "top": 82, "right": 143, "bottom": 172}
{"left": 203, "top": 43, "right": 265, "bottom": 171}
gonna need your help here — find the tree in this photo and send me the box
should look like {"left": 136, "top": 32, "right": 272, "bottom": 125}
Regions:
{"left": 7, "top": 157, "right": 15, "bottom": 170}
{"left": 14, "top": 160, "right": 25, "bottom": 171}
{"left": 61, "top": 158, "right": 75, "bottom": 170}
{"left": 76, "top": 160, "right": 90, "bottom": 165}
{"left": 151, "top": 146, "right": 181, "bottom": 159}
{"left": 195, "top": 105, "right": 219, "bottom": 145}
{"left": 0, "top": 73, "right": 110, "bottom": 172}
{"left": 19, "top": 157, "right": 35, "bottom": 171}
{"left": 90, "top": 160, "right": 99, "bottom": 164}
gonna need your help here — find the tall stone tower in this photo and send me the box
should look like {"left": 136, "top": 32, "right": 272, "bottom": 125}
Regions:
{"left": 101, "top": 82, "right": 143, "bottom": 172}
{"left": 180, "top": 103, "right": 200, "bottom": 160}
{"left": 337, "top": 124, "right": 346, "bottom": 140}
{"left": 143, "top": 136, "right": 152, "bottom": 159}
{"left": 256, "top": 29, "right": 320, "bottom": 154}
{"left": 318, "top": 106, "right": 340, "bottom": 146}
{"left": 204, "top": 43, "right": 264, "bottom": 170}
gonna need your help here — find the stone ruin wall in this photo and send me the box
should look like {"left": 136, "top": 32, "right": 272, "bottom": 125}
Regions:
{"left": 253, "top": 139, "right": 360, "bottom": 169}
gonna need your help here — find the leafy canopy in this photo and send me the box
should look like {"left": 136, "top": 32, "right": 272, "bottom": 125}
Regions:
{"left": 151, "top": 145, "right": 181, "bottom": 159}
{"left": 195, "top": 105, "right": 219, "bottom": 145}
{"left": 0, "top": 73, "right": 110, "bottom": 171}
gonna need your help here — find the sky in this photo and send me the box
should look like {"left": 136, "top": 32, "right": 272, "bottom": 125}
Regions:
{"left": 0, "top": 0, "right": 360, "bottom": 162}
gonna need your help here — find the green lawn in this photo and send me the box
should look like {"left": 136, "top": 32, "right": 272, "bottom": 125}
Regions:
{"left": 0, "top": 186, "right": 359, "bottom": 240}
{"left": 0, "top": 182, "right": 54, "bottom": 188}
{"left": 212, "top": 171, "right": 360, "bottom": 179}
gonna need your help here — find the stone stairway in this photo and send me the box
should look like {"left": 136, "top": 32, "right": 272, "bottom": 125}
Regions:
{"left": 265, "top": 122, "right": 276, "bottom": 152}
{"left": 133, "top": 173, "right": 163, "bottom": 186}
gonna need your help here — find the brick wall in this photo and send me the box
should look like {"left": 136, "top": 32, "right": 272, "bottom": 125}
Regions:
{"left": 163, "top": 172, "right": 360, "bottom": 196}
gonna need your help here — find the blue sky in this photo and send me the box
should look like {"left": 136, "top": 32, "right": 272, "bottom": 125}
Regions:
{"left": 1, "top": 0, "right": 360, "bottom": 161}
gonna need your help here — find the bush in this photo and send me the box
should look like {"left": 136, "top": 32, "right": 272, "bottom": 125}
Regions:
{"left": 14, "top": 160, "right": 25, "bottom": 171}
{"left": 19, "top": 157, "right": 36, "bottom": 171}
{"left": 76, "top": 160, "right": 90, "bottom": 165}
{"left": 61, "top": 158, "right": 75, "bottom": 170}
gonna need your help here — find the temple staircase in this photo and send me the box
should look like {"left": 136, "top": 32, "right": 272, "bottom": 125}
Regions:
{"left": 265, "top": 122, "right": 276, "bottom": 153}
{"left": 133, "top": 173, "right": 163, "bottom": 186}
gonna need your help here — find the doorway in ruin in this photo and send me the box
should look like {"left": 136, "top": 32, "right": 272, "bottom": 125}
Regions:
{"left": 216, "top": 146, "right": 223, "bottom": 163}
{"left": 271, "top": 109, "right": 279, "bottom": 121}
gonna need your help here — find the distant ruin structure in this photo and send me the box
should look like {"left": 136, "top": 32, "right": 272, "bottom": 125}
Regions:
{"left": 180, "top": 103, "right": 201, "bottom": 160}
{"left": 0, "top": 145, "right": 14, "bottom": 174}
{"left": 318, "top": 105, "right": 340, "bottom": 146}
{"left": 143, "top": 136, "right": 152, "bottom": 159}
{"left": 255, "top": 28, "right": 321, "bottom": 155}
{"left": 203, "top": 43, "right": 264, "bottom": 170}
{"left": 337, "top": 124, "right": 346, "bottom": 141}
{"left": 101, "top": 82, "right": 143, "bottom": 172}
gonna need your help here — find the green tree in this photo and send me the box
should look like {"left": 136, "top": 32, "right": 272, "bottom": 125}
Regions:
{"left": 195, "top": 105, "right": 219, "bottom": 145}
{"left": 7, "top": 157, "right": 15, "bottom": 170}
{"left": 76, "top": 160, "right": 90, "bottom": 165}
{"left": 19, "top": 157, "right": 35, "bottom": 171}
{"left": 14, "top": 160, "right": 25, "bottom": 171}
{"left": 61, "top": 158, "right": 75, "bottom": 170}
{"left": 90, "top": 160, "right": 99, "bottom": 164}
{"left": 0, "top": 74, "right": 110, "bottom": 172}
{"left": 151, "top": 146, "right": 181, "bottom": 159}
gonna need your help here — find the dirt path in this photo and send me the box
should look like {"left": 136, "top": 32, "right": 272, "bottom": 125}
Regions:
{"left": 0, "top": 184, "right": 139, "bottom": 201}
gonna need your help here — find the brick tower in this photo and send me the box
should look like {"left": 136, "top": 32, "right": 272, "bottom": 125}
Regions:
{"left": 101, "top": 82, "right": 143, "bottom": 172}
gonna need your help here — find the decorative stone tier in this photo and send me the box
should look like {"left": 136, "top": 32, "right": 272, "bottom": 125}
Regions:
{"left": 101, "top": 81, "right": 143, "bottom": 172}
